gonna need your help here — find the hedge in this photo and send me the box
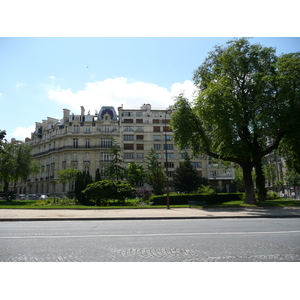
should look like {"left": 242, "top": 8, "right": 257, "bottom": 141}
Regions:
{"left": 149, "top": 193, "right": 243, "bottom": 206}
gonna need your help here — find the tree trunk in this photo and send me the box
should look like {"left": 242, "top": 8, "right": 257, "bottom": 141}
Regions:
{"left": 255, "top": 159, "right": 267, "bottom": 202}
{"left": 241, "top": 164, "right": 256, "bottom": 205}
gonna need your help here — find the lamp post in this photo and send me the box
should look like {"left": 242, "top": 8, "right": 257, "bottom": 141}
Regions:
{"left": 165, "top": 108, "right": 172, "bottom": 209}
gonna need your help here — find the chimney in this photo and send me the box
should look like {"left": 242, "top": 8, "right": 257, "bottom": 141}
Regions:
{"left": 63, "top": 109, "right": 70, "bottom": 122}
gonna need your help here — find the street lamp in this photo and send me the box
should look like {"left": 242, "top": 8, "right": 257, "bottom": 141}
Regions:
{"left": 165, "top": 108, "right": 172, "bottom": 209}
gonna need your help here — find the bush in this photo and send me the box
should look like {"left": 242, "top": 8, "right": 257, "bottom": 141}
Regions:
{"left": 136, "top": 186, "right": 152, "bottom": 201}
{"left": 266, "top": 191, "right": 280, "bottom": 200}
{"left": 149, "top": 193, "right": 243, "bottom": 206}
{"left": 34, "top": 197, "right": 77, "bottom": 206}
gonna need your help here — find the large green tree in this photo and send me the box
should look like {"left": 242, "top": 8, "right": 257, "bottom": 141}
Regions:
{"left": 172, "top": 38, "right": 298, "bottom": 204}
{"left": 144, "top": 149, "right": 166, "bottom": 195}
{"left": 277, "top": 53, "right": 300, "bottom": 174}
{"left": 124, "top": 162, "right": 145, "bottom": 187}
{"left": 172, "top": 152, "right": 203, "bottom": 193}
{"left": 0, "top": 140, "right": 39, "bottom": 195}
{"left": 57, "top": 168, "right": 80, "bottom": 193}
{"left": 104, "top": 146, "right": 125, "bottom": 180}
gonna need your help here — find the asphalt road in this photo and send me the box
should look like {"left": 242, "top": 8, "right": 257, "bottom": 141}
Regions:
{"left": 1, "top": 218, "right": 300, "bottom": 262}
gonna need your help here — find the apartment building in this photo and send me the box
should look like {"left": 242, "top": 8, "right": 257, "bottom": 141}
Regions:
{"left": 15, "top": 104, "right": 235, "bottom": 196}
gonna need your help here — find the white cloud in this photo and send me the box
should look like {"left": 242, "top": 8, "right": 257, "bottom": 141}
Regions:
{"left": 16, "top": 82, "right": 27, "bottom": 88}
{"left": 0, "top": 92, "right": 2, "bottom": 96}
{"left": 49, "top": 76, "right": 56, "bottom": 79}
{"left": 11, "top": 125, "right": 35, "bottom": 141}
{"left": 47, "top": 77, "right": 197, "bottom": 114}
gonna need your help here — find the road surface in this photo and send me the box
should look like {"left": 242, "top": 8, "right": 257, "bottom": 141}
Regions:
{"left": 1, "top": 218, "right": 299, "bottom": 261}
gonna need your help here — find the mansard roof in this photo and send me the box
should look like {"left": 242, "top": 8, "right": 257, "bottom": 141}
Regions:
{"left": 98, "top": 106, "right": 117, "bottom": 121}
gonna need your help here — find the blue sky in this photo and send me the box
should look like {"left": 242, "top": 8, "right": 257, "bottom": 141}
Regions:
{"left": 1, "top": 37, "right": 299, "bottom": 142}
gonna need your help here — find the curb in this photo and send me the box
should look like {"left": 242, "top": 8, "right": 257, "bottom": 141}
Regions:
{"left": 1, "top": 214, "right": 300, "bottom": 222}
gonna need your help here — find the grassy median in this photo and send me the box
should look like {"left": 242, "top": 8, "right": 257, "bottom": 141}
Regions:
{"left": 0, "top": 198, "right": 299, "bottom": 209}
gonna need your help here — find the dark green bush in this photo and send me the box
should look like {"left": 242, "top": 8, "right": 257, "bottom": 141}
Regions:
{"left": 149, "top": 193, "right": 243, "bottom": 206}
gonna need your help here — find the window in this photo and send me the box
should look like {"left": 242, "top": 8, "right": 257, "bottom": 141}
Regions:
{"left": 164, "top": 153, "right": 174, "bottom": 159}
{"left": 153, "top": 126, "right": 160, "bottom": 132}
{"left": 154, "top": 144, "right": 161, "bottom": 150}
{"left": 85, "top": 139, "right": 90, "bottom": 148}
{"left": 136, "top": 126, "right": 144, "bottom": 132}
{"left": 124, "top": 144, "right": 134, "bottom": 150}
{"left": 136, "top": 153, "right": 144, "bottom": 159}
{"left": 124, "top": 126, "right": 134, "bottom": 131}
{"left": 102, "top": 125, "right": 111, "bottom": 132}
{"left": 164, "top": 162, "right": 174, "bottom": 168}
{"left": 73, "top": 138, "right": 78, "bottom": 148}
{"left": 74, "top": 125, "right": 79, "bottom": 133}
{"left": 123, "top": 112, "right": 131, "bottom": 116}
{"left": 124, "top": 153, "right": 134, "bottom": 159}
{"left": 124, "top": 119, "right": 133, "bottom": 123}
{"left": 153, "top": 119, "right": 160, "bottom": 124}
{"left": 152, "top": 112, "right": 159, "bottom": 117}
{"left": 193, "top": 162, "right": 202, "bottom": 168}
{"left": 101, "top": 152, "right": 111, "bottom": 162}
{"left": 124, "top": 135, "right": 134, "bottom": 141}
{"left": 136, "top": 135, "right": 144, "bottom": 140}
{"left": 85, "top": 125, "right": 91, "bottom": 133}
{"left": 164, "top": 135, "right": 172, "bottom": 141}
{"left": 163, "top": 126, "right": 171, "bottom": 132}
{"left": 136, "top": 119, "right": 143, "bottom": 123}
{"left": 101, "top": 138, "right": 112, "bottom": 148}
{"left": 136, "top": 144, "right": 144, "bottom": 150}
{"left": 164, "top": 144, "right": 174, "bottom": 150}
{"left": 154, "top": 135, "right": 161, "bottom": 141}
{"left": 84, "top": 152, "right": 90, "bottom": 162}
{"left": 72, "top": 152, "right": 77, "bottom": 162}
{"left": 136, "top": 112, "right": 142, "bottom": 117}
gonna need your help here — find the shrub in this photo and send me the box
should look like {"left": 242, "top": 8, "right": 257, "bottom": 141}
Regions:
{"left": 149, "top": 193, "right": 243, "bottom": 206}
{"left": 266, "top": 191, "right": 280, "bottom": 200}
{"left": 136, "top": 186, "right": 152, "bottom": 201}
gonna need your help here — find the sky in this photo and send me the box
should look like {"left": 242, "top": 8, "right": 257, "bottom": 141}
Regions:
{"left": 1, "top": 37, "right": 299, "bottom": 142}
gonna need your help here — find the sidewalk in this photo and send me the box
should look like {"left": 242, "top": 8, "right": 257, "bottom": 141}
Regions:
{"left": 1, "top": 206, "right": 300, "bottom": 221}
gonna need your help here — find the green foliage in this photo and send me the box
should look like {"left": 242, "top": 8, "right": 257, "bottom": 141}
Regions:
{"left": 150, "top": 193, "right": 243, "bottom": 206}
{"left": 82, "top": 180, "right": 136, "bottom": 206}
{"left": 57, "top": 168, "right": 80, "bottom": 192}
{"left": 172, "top": 38, "right": 300, "bottom": 205}
{"left": 124, "top": 162, "right": 145, "bottom": 187}
{"left": 197, "top": 185, "right": 215, "bottom": 194}
{"left": 75, "top": 170, "right": 93, "bottom": 205}
{"left": 172, "top": 152, "right": 203, "bottom": 193}
{"left": 34, "top": 197, "right": 77, "bottom": 206}
{"left": 0, "top": 140, "right": 39, "bottom": 194}
{"left": 144, "top": 149, "right": 166, "bottom": 195}
{"left": 103, "top": 147, "right": 125, "bottom": 180}
{"left": 284, "top": 169, "right": 300, "bottom": 187}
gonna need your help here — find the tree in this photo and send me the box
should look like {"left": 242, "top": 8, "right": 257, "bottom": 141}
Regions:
{"left": 277, "top": 53, "right": 300, "bottom": 174}
{"left": 172, "top": 152, "right": 202, "bottom": 193}
{"left": 95, "top": 168, "right": 102, "bottom": 182}
{"left": 172, "top": 38, "right": 298, "bottom": 204}
{"left": 75, "top": 170, "right": 93, "bottom": 204}
{"left": 144, "top": 149, "right": 166, "bottom": 195}
{"left": 57, "top": 168, "right": 80, "bottom": 194}
{"left": 104, "top": 146, "right": 125, "bottom": 180}
{"left": 124, "top": 162, "right": 145, "bottom": 187}
{"left": 82, "top": 179, "right": 136, "bottom": 206}
{"left": 0, "top": 140, "right": 39, "bottom": 196}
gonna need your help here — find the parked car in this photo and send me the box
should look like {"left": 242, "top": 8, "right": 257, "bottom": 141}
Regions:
{"left": 40, "top": 195, "right": 48, "bottom": 199}
{"left": 28, "top": 194, "right": 38, "bottom": 200}
{"left": 19, "top": 194, "right": 26, "bottom": 200}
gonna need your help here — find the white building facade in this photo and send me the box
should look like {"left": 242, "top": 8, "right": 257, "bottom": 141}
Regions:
{"left": 14, "top": 104, "right": 235, "bottom": 196}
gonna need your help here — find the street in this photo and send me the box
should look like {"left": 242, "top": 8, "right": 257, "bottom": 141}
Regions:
{"left": 1, "top": 218, "right": 300, "bottom": 262}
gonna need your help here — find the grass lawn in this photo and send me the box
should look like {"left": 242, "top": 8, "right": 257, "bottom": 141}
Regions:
{"left": 0, "top": 198, "right": 299, "bottom": 209}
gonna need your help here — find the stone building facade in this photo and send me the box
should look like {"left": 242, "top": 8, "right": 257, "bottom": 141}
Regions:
{"left": 15, "top": 104, "right": 235, "bottom": 196}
